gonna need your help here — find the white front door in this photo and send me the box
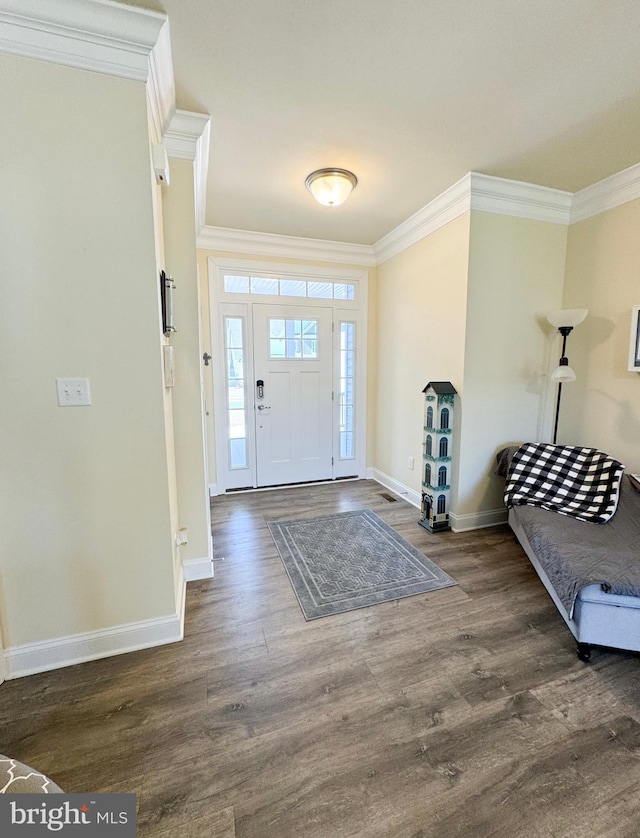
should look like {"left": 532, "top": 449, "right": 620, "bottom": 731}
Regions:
{"left": 253, "top": 303, "right": 333, "bottom": 486}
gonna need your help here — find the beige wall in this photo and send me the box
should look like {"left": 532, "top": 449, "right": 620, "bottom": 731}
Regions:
{"left": 163, "top": 160, "right": 211, "bottom": 566}
{"left": 196, "top": 249, "right": 377, "bottom": 488}
{"left": 0, "top": 55, "right": 177, "bottom": 647}
{"left": 374, "top": 211, "right": 568, "bottom": 528}
{"left": 458, "top": 213, "right": 568, "bottom": 522}
{"left": 374, "top": 214, "right": 471, "bottom": 496}
{"left": 562, "top": 200, "right": 640, "bottom": 471}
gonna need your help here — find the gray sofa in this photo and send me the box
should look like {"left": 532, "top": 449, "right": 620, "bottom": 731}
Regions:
{"left": 498, "top": 445, "right": 640, "bottom": 660}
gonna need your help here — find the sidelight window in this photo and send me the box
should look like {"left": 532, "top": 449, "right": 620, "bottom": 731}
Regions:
{"left": 224, "top": 317, "right": 248, "bottom": 469}
{"left": 339, "top": 322, "right": 356, "bottom": 459}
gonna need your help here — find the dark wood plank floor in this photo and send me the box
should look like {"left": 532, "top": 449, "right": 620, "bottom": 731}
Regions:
{"left": 2, "top": 480, "right": 640, "bottom": 837}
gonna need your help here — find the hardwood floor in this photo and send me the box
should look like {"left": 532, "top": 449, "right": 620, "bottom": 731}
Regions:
{"left": 2, "top": 479, "right": 640, "bottom": 837}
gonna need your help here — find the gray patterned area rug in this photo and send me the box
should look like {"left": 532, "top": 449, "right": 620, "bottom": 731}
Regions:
{"left": 268, "top": 508, "right": 457, "bottom": 620}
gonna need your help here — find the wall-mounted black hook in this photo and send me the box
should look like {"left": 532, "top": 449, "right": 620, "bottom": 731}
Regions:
{"left": 203, "top": 353, "right": 212, "bottom": 366}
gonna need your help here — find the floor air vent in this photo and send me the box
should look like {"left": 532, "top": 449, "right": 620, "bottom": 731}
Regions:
{"left": 380, "top": 492, "right": 398, "bottom": 503}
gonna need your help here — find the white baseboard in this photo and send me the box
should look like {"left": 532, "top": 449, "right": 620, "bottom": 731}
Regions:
{"left": 449, "top": 507, "right": 508, "bottom": 532}
{"left": 4, "top": 610, "right": 184, "bottom": 681}
{"left": 183, "top": 556, "right": 214, "bottom": 581}
{"left": 208, "top": 483, "right": 219, "bottom": 497}
{"left": 370, "top": 468, "right": 421, "bottom": 508}
{"left": 367, "top": 467, "right": 507, "bottom": 532}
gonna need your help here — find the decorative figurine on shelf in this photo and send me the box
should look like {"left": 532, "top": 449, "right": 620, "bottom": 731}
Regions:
{"left": 420, "top": 381, "right": 457, "bottom": 532}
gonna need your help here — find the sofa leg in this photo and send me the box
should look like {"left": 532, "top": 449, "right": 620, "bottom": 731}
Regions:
{"left": 577, "top": 643, "right": 592, "bottom": 662}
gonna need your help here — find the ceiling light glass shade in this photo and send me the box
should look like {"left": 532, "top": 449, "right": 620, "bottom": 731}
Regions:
{"left": 546, "top": 308, "right": 589, "bottom": 328}
{"left": 305, "top": 168, "right": 357, "bottom": 207}
{"left": 550, "top": 364, "right": 577, "bottom": 383}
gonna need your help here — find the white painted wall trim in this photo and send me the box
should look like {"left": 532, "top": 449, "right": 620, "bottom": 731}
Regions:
{"left": 373, "top": 172, "right": 573, "bottom": 265}
{"left": 373, "top": 174, "right": 472, "bottom": 264}
{"left": 198, "top": 225, "right": 376, "bottom": 267}
{"left": 164, "top": 110, "right": 211, "bottom": 162}
{"left": 570, "top": 160, "right": 640, "bottom": 224}
{"left": 198, "top": 170, "right": 577, "bottom": 271}
{"left": 146, "top": 20, "right": 175, "bottom": 140}
{"left": 183, "top": 556, "right": 214, "bottom": 581}
{"left": 4, "top": 2, "right": 635, "bottom": 260}
{"left": 370, "top": 468, "right": 421, "bottom": 509}
{"left": 469, "top": 172, "right": 572, "bottom": 225}
{"left": 368, "top": 469, "right": 506, "bottom": 531}
{"left": 194, "top": 118, "right": 212, "bottom": 234}
{"left": 164, "top": 109, "right": 212, "bottom": 232}
{"left": 209, "top": 482, "right": 219, "bottom": 497}
{"left": 0, "top": 0, "right": 176, "bottom": 145}
{"left": 0, "top": 0, "right": 167, "bottom": 82}
{"left": 449, "top": 507, "right": 508, "bottom": 532}
{"left": 4, "top": 609, "right": 184, "bottom": 680}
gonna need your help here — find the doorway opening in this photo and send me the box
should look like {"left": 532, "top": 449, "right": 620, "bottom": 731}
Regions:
{"left": 208, "top": 258, "right": 368, "bottom": 493}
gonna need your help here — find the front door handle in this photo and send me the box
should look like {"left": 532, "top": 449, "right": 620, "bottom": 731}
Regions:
{"left": 257, "top": 404, "right": 271, "bottom": 411}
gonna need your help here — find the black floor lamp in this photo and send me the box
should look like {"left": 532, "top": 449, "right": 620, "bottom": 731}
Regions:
{"left": 546, "top": 309, "right": 588, "bottom": 444}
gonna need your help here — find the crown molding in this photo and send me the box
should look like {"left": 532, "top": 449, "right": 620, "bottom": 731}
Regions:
{"left": 0, "top": 0, "right": 167, "bottom": 82}
{"left": 570, "top": 161, "right": 640, "bottom": 224}
{"left": 469, "top": 173, "right": 572, "bottom": 224}
{"left": 196, "top": 162, "right": 640, "bottom": 268}
{"left": 373, "top": 174, "right": 472, "bottom": 264}
{"left": 196, "top": 171, "right": 571, "bottom": 268}
{"left": 373, "top": 172, "right": 572, "bottom": 264}
{"left": 146, "top": 19, "right": 175, "bottom": 141}
{"left": 164, "top": 110, "right": 211, "bottom": 161}
{"left": 194, "top": 119, "right": 211, "bottom": 234}
{"left": 164, "top": 110, "right": 211, "bottom": 232}
{"left": 197, "top": 226, "right": 376, "bottom": 267}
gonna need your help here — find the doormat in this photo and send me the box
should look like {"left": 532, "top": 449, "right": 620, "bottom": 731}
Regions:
{"left": 268, "top": 508, "right": 456, "bottom": 620}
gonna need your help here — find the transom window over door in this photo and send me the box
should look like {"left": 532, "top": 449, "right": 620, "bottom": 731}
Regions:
{"left": 224, "top": 274, "right": 356, "bottom": 301}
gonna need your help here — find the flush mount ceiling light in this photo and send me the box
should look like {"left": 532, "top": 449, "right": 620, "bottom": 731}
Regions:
{"left": 305, "top": 168, "right": 358, "bottom": 207}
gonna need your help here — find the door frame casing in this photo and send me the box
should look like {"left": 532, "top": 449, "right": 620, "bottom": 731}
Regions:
{"left": 208, "top": 257, "right": 369, "bottom": 493}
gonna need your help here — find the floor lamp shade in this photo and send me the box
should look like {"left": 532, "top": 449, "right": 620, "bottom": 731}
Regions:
{"left": 546, "top": 309, "right": 588, "bottom": 329}
{"left": 550, "top": 364, "right": 576, "bottom": 383}
{"left": 547, "top": 309, "right": 588, "bottom": 444}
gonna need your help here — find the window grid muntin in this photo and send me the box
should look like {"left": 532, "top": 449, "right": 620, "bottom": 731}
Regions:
{"left": 269, "top": 318, "right": 318, "bottom": 359}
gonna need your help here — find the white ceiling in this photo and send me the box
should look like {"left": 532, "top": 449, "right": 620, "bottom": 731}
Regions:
{"left": 128, "top": 0, "right": 640, "bottom": 245}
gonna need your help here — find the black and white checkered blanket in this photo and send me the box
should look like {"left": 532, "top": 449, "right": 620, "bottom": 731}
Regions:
{"left": 505, "top": 443, "right": 625, "bottom": 524}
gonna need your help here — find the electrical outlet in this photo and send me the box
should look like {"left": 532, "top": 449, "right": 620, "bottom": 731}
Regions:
{"left": 408, "top": 456, "right": 415, "bottom": 470}
{"left": 56, "top": 378, "right": 91, "bottom": 407}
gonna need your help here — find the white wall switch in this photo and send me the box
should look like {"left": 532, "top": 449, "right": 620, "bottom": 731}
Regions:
{"left": 176, "top": 527, "right": 188, "bottom": 547}
{"left": 408, "top": 456, "right": 415, "bottom": 470}
{"left": 56, "top": 378, "right": 91, "bottom": 407}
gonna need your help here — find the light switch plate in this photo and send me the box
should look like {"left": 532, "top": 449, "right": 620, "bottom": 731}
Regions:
{"left": 56, "top": 377, "right": 91, "bottom": 407}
